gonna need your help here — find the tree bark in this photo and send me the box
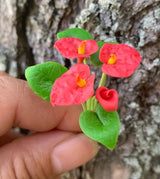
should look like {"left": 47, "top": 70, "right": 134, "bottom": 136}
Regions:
{"left": 0, "top": 0, "right": 160, "bottom": 178}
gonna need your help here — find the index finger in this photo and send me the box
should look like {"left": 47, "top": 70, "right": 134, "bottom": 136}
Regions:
{"left": 0, "top": 73, "right": 82, "bottom": 136}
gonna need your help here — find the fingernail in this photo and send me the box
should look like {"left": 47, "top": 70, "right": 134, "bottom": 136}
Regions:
{"left": 52, "top": 133, "right": 98, "bottom": 174}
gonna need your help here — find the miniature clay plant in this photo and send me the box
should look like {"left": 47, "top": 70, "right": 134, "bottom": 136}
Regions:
{"left": 25, "top": 28, "right": 142, "bottom": 150}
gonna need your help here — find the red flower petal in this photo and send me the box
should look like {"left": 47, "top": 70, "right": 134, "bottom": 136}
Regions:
{"left": 54, "top": 37, "right": 98, "bottom": 59}
{"left": 99, "top": 43, "right": 142, "bottom": 77}
{"left": 50, "top": 64, "right": 95, "bottom": 106}
{"left": 96, "top": 86, "right": 118, "bottom": 111}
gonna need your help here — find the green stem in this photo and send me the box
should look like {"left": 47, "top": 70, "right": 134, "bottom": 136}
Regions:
{"left": 91, "top": 96, "right": 96, "bottom": 111}
{"left": 82, "top": 103, "right": 87, "bottom": 111}
{"left": 90, "top": 97, "right": 94, "bottom": 111}
{"left": 98, "top": 73, "right": 107, "bottom": 87}
{"left": 86, "top": 97, "right": 92, "bottom": 110}
{"left": 86, "top": 96, "right": 98, "bottom": 112}
{"left": 93, "top": 97, "right": 98, "bottom": 110}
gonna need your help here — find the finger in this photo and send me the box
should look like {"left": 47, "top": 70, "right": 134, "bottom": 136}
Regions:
{"left": 0, "top": 71, "right": 8, "bottom": 77}
{"left": 0, "top": 130, "right": 98, "bottom": 178}
{"left": 0, "top": 73, "right": 82, "bottom": 136}
{"left": 0, "top": 129, "right": 22, "bottom": 146}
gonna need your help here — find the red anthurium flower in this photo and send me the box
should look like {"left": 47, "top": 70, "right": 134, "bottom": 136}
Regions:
{"left": 50, "top": 63, "right": 95, "bottom": 106}
{"left": 96, "top": 86, "right": 118, "bottom": 112}
{"left": 99, "top": 43, "right": 142, "bottom": 77}
{"left": 54, "top": 37, "right": 98, "bottom": 63}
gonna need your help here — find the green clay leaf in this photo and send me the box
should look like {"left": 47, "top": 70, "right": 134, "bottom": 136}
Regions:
{"left": 57, "top": 28, "right": 93, "bottom": 40}
{"left": 25, "top": 62, "right": 68, "bottom": 101}
{"left": 90, "top": 41, "right": 105, "bottom": 66}
{"left": 107, "top": 42, "right": 119, "bottom": 44}
{"left": 79, "top": 104, "right": 120, "bottom": 149}
{"left": 90, "top": 41, "right": 119, "bottom": 66}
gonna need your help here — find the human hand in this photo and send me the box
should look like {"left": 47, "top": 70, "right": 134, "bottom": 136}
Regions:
{"left": 0, "top": 72, "right": 98, "bottom": 179}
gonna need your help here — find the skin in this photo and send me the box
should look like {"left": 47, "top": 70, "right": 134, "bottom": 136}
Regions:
{"left": 0, "top": 72, "right": 98, "bottom": 179}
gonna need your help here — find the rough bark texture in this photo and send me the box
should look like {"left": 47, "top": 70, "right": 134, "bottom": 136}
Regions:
{"left": 0, "top": 0, "right": 160, "bottom": 178}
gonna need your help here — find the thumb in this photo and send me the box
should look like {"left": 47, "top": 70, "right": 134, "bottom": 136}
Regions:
{"left": 0, "top": 130, "right": 98, "bottom": 178}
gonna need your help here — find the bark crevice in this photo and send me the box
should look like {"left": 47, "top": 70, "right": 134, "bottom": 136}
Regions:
{"left": 15, "top": 0, "right": 35, "bottom": 78}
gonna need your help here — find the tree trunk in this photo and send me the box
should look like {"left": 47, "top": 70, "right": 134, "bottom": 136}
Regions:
{"left": 0, "top": 0, "right": 160, "bottom": 178}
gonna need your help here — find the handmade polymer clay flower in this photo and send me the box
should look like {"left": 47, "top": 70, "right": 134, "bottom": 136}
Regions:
{"left": 96, "top": 86, "right": 118, "bottom": 112}
{"left": 99, "top": 43, "right": 142, "bottom": 77}
{"left": 25, "top": 27, "right": 143, "bottom": 150}
{"left": 50, "top": 63, "right": 95, "bottom": 106}
{"left": 54, "top": 37, "right": 98, "bottom": 63}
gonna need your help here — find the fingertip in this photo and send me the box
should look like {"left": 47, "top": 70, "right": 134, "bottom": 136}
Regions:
{"left": 52, "top": 133, "right": 98, "bottom": 174}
